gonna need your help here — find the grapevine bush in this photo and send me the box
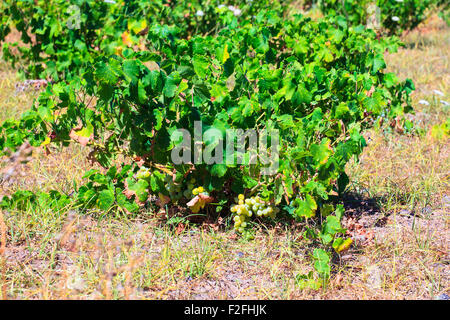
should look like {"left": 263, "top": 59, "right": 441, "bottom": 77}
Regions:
{"left": 304, "top": 0, "right": 447, "bottom": 35}
{"left": 0, "top": 0, "right": 283, "bottom": 80}
{"left": 0, "top": 0, "right": 417, "bottom": 280}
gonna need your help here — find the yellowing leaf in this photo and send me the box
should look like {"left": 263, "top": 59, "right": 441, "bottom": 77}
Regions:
{"left": 293, "top": 194, "right": 317, "bottom": 218}
{"left": 41, "top": 136, "right": 51, "bottom": 147}
{"left": 121, "top": 31, "right": 133, "bottom": 47}
{"left": 429, "top": 123, "right": 449, "bottom": 141}
{"left": 115, "top": 46, "right": 123, "bottom": 57}
{"left": 69, "top": 123, "right": 94, "bottom": 146}
{"left": 222, "top": 44, "right": 230, "bottom": 63}
{"left": 158, "top": 192, "right": 170, "bottom": 206}
{"left": 186, "top": 193, "right": 213, "bottom": 213}
{"left": 129, "top": 19, "right": 147, "bottom": 35}
{"left": 310, "top": 139, "right": 333, "bottom": 165}
{"left": 333, "top": 238, "right": 353, "bottom": 253}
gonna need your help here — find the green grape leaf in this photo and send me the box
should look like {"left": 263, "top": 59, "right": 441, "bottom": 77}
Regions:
{"left": 98, "top": 189, "right": 115, "bottom": 211}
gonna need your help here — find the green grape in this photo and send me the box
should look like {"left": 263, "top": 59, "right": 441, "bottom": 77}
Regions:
{"left": 183, "top": 190, "right": 191, "bottom": 198}
{"left": 231, "top": 194, "right": 278, "bottom": 234}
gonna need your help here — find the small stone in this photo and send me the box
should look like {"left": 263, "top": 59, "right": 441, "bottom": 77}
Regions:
{"left": 435, "top": 293, "right": 450, "bottom": 300}
{"left": 399, "top": 209, "right": 412, "bottom": 216}
{"left": 67, "top": 275, "right": 86, "bottom": 291}
{"left": 421, "top": 206, "right": 432, "bottom": 215}
{"left": 353, "top": 235, "right": 367, "bottom": 245}
{"left": 236, "top": 252, "right": 244, "bottom": 258}
{"left": 443, "top": 195, "right": 450, "bottom": 207}
{"left": 366, "top": 265, "right": 382, "bottom": 289}
{"left": 341, "top": 254, "right": 353, "bottom": 261}
{"left": 433, "top": 90, "right": 444, "bottom": 97}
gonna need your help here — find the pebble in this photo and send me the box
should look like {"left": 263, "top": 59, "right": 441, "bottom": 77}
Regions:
{"left": 341, "top": 254, "right": 353, "bottom": 261}
{"left": 435, "top": 293, "right": 449, "bottom": 300}
{"left": 421, "top": 206, "right": 432, "bottom": 216}
{"left": 366, "top": 265, "right": 382, "bottom": 289}
{"left": 399, "top": 209, "right": 413, "bottom": 217}
{"left": 353, "top": 235, "right": 367, "bottom": 245}
{"left": 67, "top": 276, "right": 86, "bottom": 291}
{"left": 433, "top": 90, "right": 444, "bottom": 97}
{"left": 443, "top": 195, "right": 450, "bottom": 207}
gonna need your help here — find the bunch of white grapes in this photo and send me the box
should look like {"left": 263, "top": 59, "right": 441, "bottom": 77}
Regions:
{"left": 231, "top": 194, "right": 279, "bottom": 233}
{"left": 163, "top": 175, "right": 198, "bottom": 202}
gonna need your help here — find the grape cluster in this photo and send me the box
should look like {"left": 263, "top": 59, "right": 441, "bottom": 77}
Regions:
{"left": 164, "top": 175, "right": 197, "bottom": 202}
{"left": 231, "top": 194, "right": 279, "bottom": 233}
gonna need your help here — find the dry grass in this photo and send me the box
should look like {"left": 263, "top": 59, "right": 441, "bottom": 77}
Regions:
{"left": 0, "top": 15, "right": 448, "bottom": 300}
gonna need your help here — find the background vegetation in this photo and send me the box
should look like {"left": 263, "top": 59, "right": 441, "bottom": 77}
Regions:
{"left": 0, "top": 0, "right": 448, "bottom": 299}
